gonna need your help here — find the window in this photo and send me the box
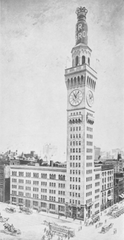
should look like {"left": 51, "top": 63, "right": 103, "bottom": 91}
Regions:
{"left": 86, "top": 198, "right": 92, "bottom": 204}
{"left": 41, "top": 188, "right": 47, "bottom": 193}
{"left": 12, "top": 190, "right": 17, "bottom": 195}
{"left": 33, "top": 173, "right": 39, "bottom": 178}
{"left": 18, "top": 185, "right": 23, "bottom": 190}
{"left": 58, "top": 205, "right": 65, "bottom": 212}
{"left": 88, "top": 57, "right": 90, "bottom": 65}
{"left": 19, "top": 172, "right": 24, "bottom": 177}
{"left": 49, "top": 204, "right": 55, "bottom": 210}
{"left": 86, "top": 149, "right": 93, "bottom": 153}
{"left": 26, "top": 192, "right": 31, "bottom": 197}
{"left": 50, "top": 174, "right": 56, "bottom": 180}
{"left": 12, "top": 197, "right": 16, "bottom": 202}
{"left": 26, "top": 186, "right": 31, "bottom": 191}
{"left": 95, "top": 182, "right": 100, "bottom": 187}
{"left": 86, "top": 184, "right": 92, "bottom": 189}
{"left": 18, "top": 192, "right": 23, "bottom": 196}
{"left": 41, "top": 202, "right": 46, "bottom": 208}
{"left": 86, "top": 192, "right": 92, "bottom": 197}
{"left": 33, "top": 187, "right": 39, "bottom": 192}
{"left": 12, "top": 178, "right": 17, "bottom": 182}
{"left": 18, "top": 198, "right": 23, "bottom": 204}
{"left": 41, "top": 195, "right": 47, "bottom": 200}
{"left": 33, "top": 201, "right": 38, "bottom": 206}
{"left": 86, "top": 170, "right": 92, "bottom": 174}
{"left": 95, "top": 189, "right": 100, "bottom": 193}
{"left": 86, "top": 177, "right": 92, "bottom": 182}
{"left": 49, "top": 196, "right": 56, "bottom": 202}
{"left": 59, "top": 175, "right": 65, "bottom": 181}
{"left": 95, "top": 174, "right": 100, "bottom": 180}
{"left": 26, "top": 180, "right": 31, "bottom": 184}
{"left": 87, "top": 141, "right": 93, "bottom": 146}
{"left": 86, "top": 156, "right": 92, "bottom": 160}
{"left": 33, "top": 194, "right": 39, "bottom": 199}
{"left": 12, "top": 171, "right": 17, "bottom": 176}
{"left": 82, "top": 55, "right": 85, "bottom": 64}
{"left": 76, "top": 56, "right": 79, "bottom": 66}
{"left": 87, "top": 127, "right": 93, "bottom": 132}
{"left": 26, "top": 172, "right": 31, "bottom": 177}
{"left": 95, "top": 195, "right": 99, "bottom": 199}
{"left": 41, "top": 174, "right": 47, "bottom": 179}
{"left": 12, "top": 185, "right": 17, "bottom": 188}
{"left": 87, "top": 134, "right": 93, "bottom": 139}
{"left": 19, "top": 179, "right": 24, "bottom": 183}
{"left": 86, "top": 163, "right": 92, "bottom": 167}
{"left": 33, "top": 181, "right": 39, "bottom": 185}
{"left": 95, "top": 203, "right": 99, "bottom": 208}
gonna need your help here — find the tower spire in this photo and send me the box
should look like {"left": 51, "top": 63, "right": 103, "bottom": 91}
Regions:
{"left": 75, "top": 7, "right": 88, "bottom": 46}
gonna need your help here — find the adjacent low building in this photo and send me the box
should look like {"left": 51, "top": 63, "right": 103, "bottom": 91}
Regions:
{"left": 114, "top": 172, "right": 124, "bottom": 203}
{"left": 10, "top": 164, "right": 66, "bottom": 216}
{"left": 0, "top": 164, "right": 10, "bottom": 203}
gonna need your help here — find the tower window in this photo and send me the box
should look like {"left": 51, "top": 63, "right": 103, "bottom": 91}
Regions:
{"left": 82, "top": 56, "right": 85, "bottom": 65}
{"left": 88, "top": 57, "right": 90, "bottom": 65}
{"left": 76, "top": 56, "right": 79, "bottom": 66}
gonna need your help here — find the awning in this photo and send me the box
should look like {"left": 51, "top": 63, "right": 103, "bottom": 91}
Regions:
{"left": 108, "top": 196, "right": 112, "bottom": 200}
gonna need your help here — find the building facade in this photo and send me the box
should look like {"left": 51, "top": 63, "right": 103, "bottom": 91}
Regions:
{"left": 114, "top": 172, "right": 124, "bottom": 203}
{"left": 9, "top": 7, "right": 117, "bottom": 220}
{"left": 10, "top": 165, "right": 66, "bottom": 215}
{"left": 101, "top": 165, "right": 114, "bottom": 210}
{"left": 65, "top": 7, "right": 97, "bottom": 220}
{"left": 0, "top": 164, "right": 10, "bottom": 203}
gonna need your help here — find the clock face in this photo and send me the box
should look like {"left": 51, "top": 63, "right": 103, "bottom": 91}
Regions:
{"left": 86, "top": 90, "right": 94, "bottom": 107}
{"left": 69, "top": 89, "right": 83, "bottom": 106}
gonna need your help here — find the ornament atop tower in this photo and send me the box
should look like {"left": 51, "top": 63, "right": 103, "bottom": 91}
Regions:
{"left": 75, "top": 7, "right": 88, "bottom": 46}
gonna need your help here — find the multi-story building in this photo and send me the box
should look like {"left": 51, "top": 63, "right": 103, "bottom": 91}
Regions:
{"left": 0, "top": 164, "right": 10, "bottom": 203}
{"left": 101, "top": 164, "right": 114, "bottom": 210}
{"left": 10, "top": 165, "right": 66, "bottom": 215}
{"left": 65, "top": 7, "right": 97, "bottom": 220}
{"left": 94, "top": 146, "right": 101, "bottom": 161}
{"left": 105, "top": 159, "right": 123, "bottom": 173}
{"left": 9, "top": 7, "right": 117, "bottom": 220}
{"left": 114, "top": 172, "right": 124, "bottom": 203}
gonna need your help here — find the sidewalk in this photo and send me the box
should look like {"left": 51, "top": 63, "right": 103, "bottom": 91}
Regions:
{"left": 38, "top": 210, "right": 81, "bottom": 225}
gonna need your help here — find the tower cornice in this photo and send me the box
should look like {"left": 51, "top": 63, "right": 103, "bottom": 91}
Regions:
{"left": 71, "top": 44, "right": 92, "bottom": 53}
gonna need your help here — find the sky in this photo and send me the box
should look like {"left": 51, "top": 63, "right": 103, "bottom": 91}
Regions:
{"left": 0, "top": 0, "right": 124, "bottom": 160}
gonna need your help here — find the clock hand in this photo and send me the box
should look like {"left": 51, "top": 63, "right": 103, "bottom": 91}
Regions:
{"left": 76, "top": 91, "right": 79, "bottom": 97}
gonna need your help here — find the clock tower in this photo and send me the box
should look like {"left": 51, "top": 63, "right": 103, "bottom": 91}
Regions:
{"left": 65, "top": 7, "right": 97, "bottom": 220}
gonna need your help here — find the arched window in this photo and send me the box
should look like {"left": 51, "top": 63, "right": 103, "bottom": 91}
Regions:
{"left": 74, "top": 77, "right": 76, "bottom": 86}
{"left": 72, "top": 59, "right": 74, "bottom": 67}
{"left": 78, "top": 76, "right": 80, "bottom": 85}
{"left": 68, "top": 79, "right": 70, "bottom": 87}
{"left": 87, "top": 76, "right": 89, "bottom": 85}
{"left": 88, "top": 57, "right": 90, "bottom": 65}
{"left": 81, "top": 75, "right": 83, "bottom": 84}
{"left": 71, "top": 78, "right": 73, "bottom": 86}
{"left": 76, "top": 56, "right": 79, "bottom": 66}
{"left": 82, "top": 56, "right": 85, "bottom": 65}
